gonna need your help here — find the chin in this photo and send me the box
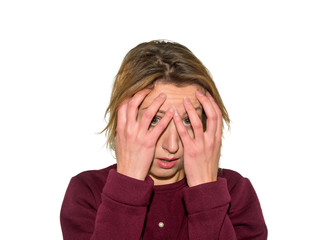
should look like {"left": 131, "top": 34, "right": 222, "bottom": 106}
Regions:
{"left": 150, "top": 169, "right": 178, "bottom": 179}
{"left": 149, "top": 162, "right": 184, "bottom": 182}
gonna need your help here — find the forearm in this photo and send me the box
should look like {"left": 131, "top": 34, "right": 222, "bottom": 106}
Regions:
{"left": 184, "top": 176, "right": 267, "bottom": 240}
{"left": 92, "top": 170, "right": 153, "bottom": 239}
{"left": 61, "top": 169, "right": 154, "bottom": 240}
{"left": 184, "top": 178, "right": 236, "bottom": 240}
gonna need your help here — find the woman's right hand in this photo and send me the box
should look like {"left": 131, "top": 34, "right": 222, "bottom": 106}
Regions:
{"left": 115, "top": 89, "right": 174, "bottom": 181}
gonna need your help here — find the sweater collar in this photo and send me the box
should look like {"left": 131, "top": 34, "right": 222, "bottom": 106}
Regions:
{"left": 152, "top": 177, "right": 187, "bottom": 193}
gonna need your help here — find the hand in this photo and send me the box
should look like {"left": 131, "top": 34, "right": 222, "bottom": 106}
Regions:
{"left": 173, "top": 91, "right": 222, "bottom": 187}
{"left": 115, "top": 89, "right": 175, "bottom": 181}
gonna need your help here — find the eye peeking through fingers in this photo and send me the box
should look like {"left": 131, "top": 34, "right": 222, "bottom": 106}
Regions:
{"left": 150, "top": 115, "right": 192, "bottom": 128}
{"left": 182, "top": 117, "right": 191, "bottom": 126}
{"left": 153, "top": 115, "right": 192, "bottom": 126}
{"left": 150, "top": 116, "right": 161, "bottom": 126}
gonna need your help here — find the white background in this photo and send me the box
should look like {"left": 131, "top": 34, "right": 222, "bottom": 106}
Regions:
{"left": 1, "top": 0, "right": 319, "bottom": 239}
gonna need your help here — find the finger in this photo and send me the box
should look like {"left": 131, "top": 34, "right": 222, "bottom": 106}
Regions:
{"left": 196, "top": 91, "right": 217, "bottom": 135}
{"left": 117, "top": 98, "right": 129, "bottom": 133}
{"left": 149, "top": 106, "right": 175, "bottom": 138}
{"left": 140, "top": 93, "right": 167, "bottom": 131}
{"left": 206, "top": 92, "right": 222, "bottom": 140}
{"left": 183, "top": 97, "right": 204, "bottom": 140}
{"left": 173, "top": 108, "right": 193, "bottom": 146}
{"left": 127, "top": 88, "right": 152, "bottom": 125}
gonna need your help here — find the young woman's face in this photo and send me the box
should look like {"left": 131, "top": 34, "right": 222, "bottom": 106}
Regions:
{"left": 138, "top": 82, "right": 204, "bottom": 185}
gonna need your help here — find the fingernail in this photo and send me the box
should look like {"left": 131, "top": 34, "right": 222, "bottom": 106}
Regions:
{"left": 169, "top": 106, "right": 174, "bottom": 112}
{"left": 206, "top": 91, "right": 214, "bottom": 101}
{"left": 184, "top": 97, "right": 191, "bottom": 104}
{"left": 174, "top": 110, "right": 179, "bottom": 117}
{"left": 197, "top": 91, "right": 203, "bottom": 96}
{"left": 206, "top": 91, "right": 212, "bottom": 97}
{"left": 160, "top": 93, "right": 166, "bottom": 98}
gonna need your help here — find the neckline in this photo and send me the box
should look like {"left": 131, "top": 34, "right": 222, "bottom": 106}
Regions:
{"left": 153, "top": 177, "right": 187, "bottom": 193}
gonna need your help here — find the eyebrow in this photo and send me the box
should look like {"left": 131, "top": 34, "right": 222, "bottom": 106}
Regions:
{"left": 141, "top": 106, "right": 203, "bottom": 116}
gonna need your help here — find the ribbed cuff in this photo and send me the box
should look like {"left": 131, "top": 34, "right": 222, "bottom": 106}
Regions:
{"left": 103, "top": 169, "right": 154, "bottom": 206}
{"left": 183, "top": 177, "right": 231, "bottom": 214}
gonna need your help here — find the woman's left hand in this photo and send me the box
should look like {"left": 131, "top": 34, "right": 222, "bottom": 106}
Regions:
{"left": 173, "top": 91, "right": 222, "bottom": 187}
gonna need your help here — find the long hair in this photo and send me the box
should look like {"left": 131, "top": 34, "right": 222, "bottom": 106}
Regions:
{"left": 101, "top": 40, "right": 230, "bottom": 150}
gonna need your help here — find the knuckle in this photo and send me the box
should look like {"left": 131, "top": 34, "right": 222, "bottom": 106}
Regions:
{"left": 208, "top": 114, "right": 218, "bottom": 122}
{"left": 207, "top": 142, "right": 214, "bottom": 149}
{"left": 203, "top": 97, "right": 211, "bottom": 105}
{"left": 128, "top": 99, "right": 137, "bottom": 108}
{"left": 143, "top": 110, "right": 153, "bottom": 119}
{"left": 116, "top": 125, "right": 124, "bottom": 133}
{"left": 206, "top": 138, "right": 214, "bottom": 146}
{"left": 143, "top": 140, "right": 154, "bottom": 148}
{"left": 179, "top": 130, "right": 189, "bottom": 138}
{"left": 188, "top": 148, "right": 198, "bottom": 158}
{"left": 154, "top": 121, "right": 165, "bottom": 130}
{"left": 192, "top": 121, "right": 202, "bottom": 129}
{"left": 125, "top": 129, "right": 135, "bottom": 139}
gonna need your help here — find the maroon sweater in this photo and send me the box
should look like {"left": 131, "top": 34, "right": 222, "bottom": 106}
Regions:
{"left": 60, "top": 164, "right": 267, "bottom": 239}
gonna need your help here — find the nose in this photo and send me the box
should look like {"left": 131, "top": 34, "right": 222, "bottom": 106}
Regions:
{"left": 160, "top": 120, "right": 180, "bottom": 154}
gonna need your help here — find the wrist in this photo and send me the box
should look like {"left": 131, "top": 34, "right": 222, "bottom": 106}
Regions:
{"left": 116, "top": 166, "right": 147, "bottom": 181}
{"left": 187, "top": 174, "right": 217, "bottom": 187}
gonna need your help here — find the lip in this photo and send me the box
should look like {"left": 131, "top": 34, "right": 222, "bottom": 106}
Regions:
{"left": 156, "top": 158, "right": 179, "bottom": 169}
{"left": 159, "top": 157, "right": 179, "bottom": 161}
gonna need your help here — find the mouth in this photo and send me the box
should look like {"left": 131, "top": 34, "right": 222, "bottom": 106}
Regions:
{"left": 156, "top": 158, "right": 179, "bottom": 169}
{"left": 158, "top": 158, "right": 179, "bottom": 162}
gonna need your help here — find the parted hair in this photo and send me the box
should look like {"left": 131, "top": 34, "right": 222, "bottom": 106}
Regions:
{"left": 102, "top": 40, "right": 230, "bottom": 150}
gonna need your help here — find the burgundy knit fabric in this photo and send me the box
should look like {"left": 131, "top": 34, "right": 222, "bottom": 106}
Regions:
{"left": 60, "top": 164, "right": 267, "bottom": 239}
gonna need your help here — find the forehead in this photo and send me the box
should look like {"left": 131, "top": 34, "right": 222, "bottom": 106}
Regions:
{"left": 140, "top": 82, "right": 203, "bottom": 110}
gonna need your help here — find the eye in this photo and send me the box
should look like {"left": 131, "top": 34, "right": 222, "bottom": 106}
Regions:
{"left": 150, "top": 116, "right": 161, "bottom": 126}
{"left": 182, "top": 117, "right": 191, "bottom": 126}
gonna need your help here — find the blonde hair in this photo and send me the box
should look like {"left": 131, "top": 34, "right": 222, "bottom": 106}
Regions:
{"left": 102, "top": 40, "right": 230, "bottom": 150}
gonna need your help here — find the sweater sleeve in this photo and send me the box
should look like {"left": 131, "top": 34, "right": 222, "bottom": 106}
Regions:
{"left": 60, "top": 169, "right": 154, "bottom": 240}
{"left": 183, "top": 177, "right": 267, "bottom": 240}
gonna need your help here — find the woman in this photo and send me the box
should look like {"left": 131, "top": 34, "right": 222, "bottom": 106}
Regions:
{"left": 60, "top": 40, "right": 267, "bottom": 239}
